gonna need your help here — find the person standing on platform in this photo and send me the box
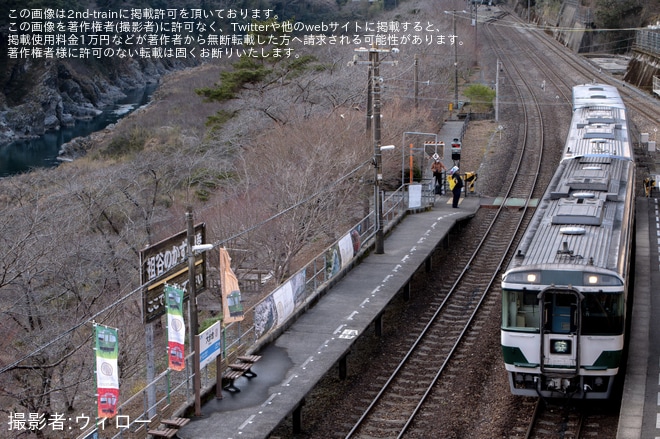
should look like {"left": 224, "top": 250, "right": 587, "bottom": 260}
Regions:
{"left": 448, "top": 166, "right": 463, "bottom": 208}
{"left": 431, "top": 159, "right": 446, "bottom": 189}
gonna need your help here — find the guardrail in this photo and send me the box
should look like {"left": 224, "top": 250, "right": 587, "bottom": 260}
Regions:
{"left": 634, "top": 29, "right": 660, "bottom": 56}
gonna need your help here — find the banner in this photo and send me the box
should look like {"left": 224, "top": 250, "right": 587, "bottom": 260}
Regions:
{"left": 165, "top": 284, "right": 186, "bottom": 371}
{"left": 95, "top": 325, "right": 119, "bottom": 418}
{"left": 220, "top": 248, "right": 244, "bottom": 323}
{"left": 254, "top": 270, "right": 306, "bottom": 338}
{"left": 327, "top": 228, "right": 361, "bottom": 276}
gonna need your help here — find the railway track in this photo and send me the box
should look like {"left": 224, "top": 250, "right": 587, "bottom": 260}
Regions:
{"left": 527, "top": 400, "right": 584, "bottom": 438}
{"left": 342, "top": 18, "right": 549, "bottom": 439}
{"left": 279, "top": 6, "right": 642, "bottom": 438}
{"left": 484, "top": 9, "right": 639, "bottom": 438}
{"left": 497, "top": 7, "right": 660, "bottom": 138}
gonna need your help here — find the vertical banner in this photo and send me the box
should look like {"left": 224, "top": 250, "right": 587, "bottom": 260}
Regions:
{"left": 95, "top": 325, "right": 119, "bottom": 418}
{"left": 220, "top": 248, "right": 244, "bottom": 324}
{"left": 165, "top": 284, "right": 186, "bottom": 371}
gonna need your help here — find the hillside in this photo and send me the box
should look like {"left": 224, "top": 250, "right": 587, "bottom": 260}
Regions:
{"left": 2, "top": 0, "right": 653, "bottom": 144}
{"left": 0, "top": 0, "right": 353, "bottom": 143}
{"left": 0, "top": 0, "right": 443, "bottom": 430}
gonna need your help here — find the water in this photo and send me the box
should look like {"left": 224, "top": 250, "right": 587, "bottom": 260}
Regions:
{"left": 0, "top": 83, "right": 157, "bottom": 178}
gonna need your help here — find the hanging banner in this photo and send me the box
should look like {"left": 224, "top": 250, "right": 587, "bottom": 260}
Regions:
{"left": 220, "top": 248, "right": 244, "bottom": 324}
{"left": 95, "top": 325, "right": 119, "bottom": 419}
{"left": 165, "top": 284, "right": 186, "bottom": 371}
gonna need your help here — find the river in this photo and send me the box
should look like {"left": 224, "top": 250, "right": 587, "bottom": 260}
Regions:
{"left": 0, "top": 84, "right": 157, "bottom": 178}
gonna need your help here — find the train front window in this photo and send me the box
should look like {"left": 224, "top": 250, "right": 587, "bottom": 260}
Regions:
{"left": 502, "top": 289, "right": 540, "bottom": 331}
{"left": 581, "top": 292, "right": 624, "bottom": 335}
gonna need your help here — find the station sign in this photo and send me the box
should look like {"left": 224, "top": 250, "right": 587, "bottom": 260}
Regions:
{"left": 199, "top": 321, "right": 222, "bottom": 369}
{"left": 140, "top": 224, "right": 207, "bottom": 323}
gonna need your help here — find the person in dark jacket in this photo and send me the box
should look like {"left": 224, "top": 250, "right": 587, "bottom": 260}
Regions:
{"left": 448, "top": 166, "right": 463, "bottom": 208}
{"left": 431, "top": 159, "right": 446, "bottom": 188}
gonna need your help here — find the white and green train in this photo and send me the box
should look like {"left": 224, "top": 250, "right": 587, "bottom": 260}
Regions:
{"left": 501, "top": 83, "right": 635, "bottom": 399}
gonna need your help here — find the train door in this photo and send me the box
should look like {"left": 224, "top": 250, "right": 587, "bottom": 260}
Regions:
{"left": 539, "top": 289, "right": 581, "bottom": 373}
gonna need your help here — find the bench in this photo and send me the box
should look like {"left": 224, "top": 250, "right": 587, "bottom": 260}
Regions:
{"left": 236, "top": 354, "right": 262, "bottom": 378}
{"left": 228, "top": 361, "right": 258, "bottom": 378}
{"left": 222, "top": 369, "right": 245, "bottom": 393}
{"left": 222, "top": 354, "right": 263, "bottom": 393}
{"left": 237, "top": 354, "right": 262, "bottom": 363}
{"left": 147, "top": 427, "right": 178, "bottom": 438}
{"left": 161, "top": 417, "right": 190, "bottom": 428}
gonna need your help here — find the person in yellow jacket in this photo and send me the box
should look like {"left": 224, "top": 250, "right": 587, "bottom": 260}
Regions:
{"left": 447, "top": 166, "right": 463, "bottom": 208}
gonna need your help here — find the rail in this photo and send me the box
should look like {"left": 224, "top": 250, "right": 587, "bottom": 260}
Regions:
{"left": 344, "top": 16, "right": 546, "bottom": 438}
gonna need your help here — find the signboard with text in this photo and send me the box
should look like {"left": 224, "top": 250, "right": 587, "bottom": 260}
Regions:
{"left": 140, "top": 223, "right": 207, "bottom": 323}
{"left": 199, "top": 321, "right": 222, "bottom": 369}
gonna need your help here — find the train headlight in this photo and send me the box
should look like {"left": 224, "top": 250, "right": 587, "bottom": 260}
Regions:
{"left": 505, "top": 271, "right": 541, "bottom": 284}
{"left": 550, "top": 339, "right": 572, "bottom": 354}
{"left": 582, "top": 272, "right": 623, "bottom": 286}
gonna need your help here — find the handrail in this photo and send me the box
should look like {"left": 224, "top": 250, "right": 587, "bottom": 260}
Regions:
{"left": 102, "top": 182, "right": 434, "bottom": 438}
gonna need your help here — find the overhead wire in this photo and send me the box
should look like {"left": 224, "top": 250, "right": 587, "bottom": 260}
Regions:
{"left": 0, "top": 158, "right": 373, "bottom": 374}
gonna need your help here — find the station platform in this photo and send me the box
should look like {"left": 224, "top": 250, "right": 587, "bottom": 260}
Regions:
{"left": 617, "top": 197, "right": 660, "bottom": 439}
{"left": 176, "top": 194, "right": 481, "bottom": 439}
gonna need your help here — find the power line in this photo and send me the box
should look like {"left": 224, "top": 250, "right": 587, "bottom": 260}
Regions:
{"left": 0, "top": 158, "right": 372, "bottom": 374}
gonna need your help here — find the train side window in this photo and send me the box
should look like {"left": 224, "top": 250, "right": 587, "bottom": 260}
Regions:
{"left": 503, "top": 289, "right": 539, "bottom": 330}
{"left": 581, "top": 292, "right": 624, "bottom": 334}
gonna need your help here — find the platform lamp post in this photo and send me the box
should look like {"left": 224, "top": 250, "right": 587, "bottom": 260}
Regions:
{"left": 186, "top": 207, "right": 214, "bottom": 417}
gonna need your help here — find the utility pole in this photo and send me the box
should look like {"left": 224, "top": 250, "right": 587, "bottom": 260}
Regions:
{"left": 366, "top": 53, "right": 373, "bottom": 136}
{"left": 186, "top": 206, "right": 201, "bottom": 417}
{"left": 414, "top": 54, "right": 419, "bottom": 109}
{"left": 373, "top": 50, "right": 385, "bottom": 254}
{"left": 354, "top": 45, "right": 397, "bottom": 254}
{"left": 473, "top": 2, "right": 478, "bottom": 62}
{"left": 495, "top": 58, "right": 500, "bottom": 122}
{"left": 453, "top": 11, "right": 458, "bottom": 109}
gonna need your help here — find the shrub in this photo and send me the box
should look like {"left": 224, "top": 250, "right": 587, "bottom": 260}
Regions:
{"left": 463, "top": 84, "right": 496, "bottom": 112}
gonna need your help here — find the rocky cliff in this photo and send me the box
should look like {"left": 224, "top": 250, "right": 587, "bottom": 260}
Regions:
{"left": 0, "top": 54, "right": 196, "bottom": 145}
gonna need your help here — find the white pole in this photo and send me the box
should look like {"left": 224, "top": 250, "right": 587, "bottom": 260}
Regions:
{"left": 495, "top": 58, "right": 500, "bottom": 122}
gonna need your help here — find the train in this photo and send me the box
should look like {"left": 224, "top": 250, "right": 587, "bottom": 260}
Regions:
{"left": 501, "top": 83, "right": 635, "bottom": 399}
